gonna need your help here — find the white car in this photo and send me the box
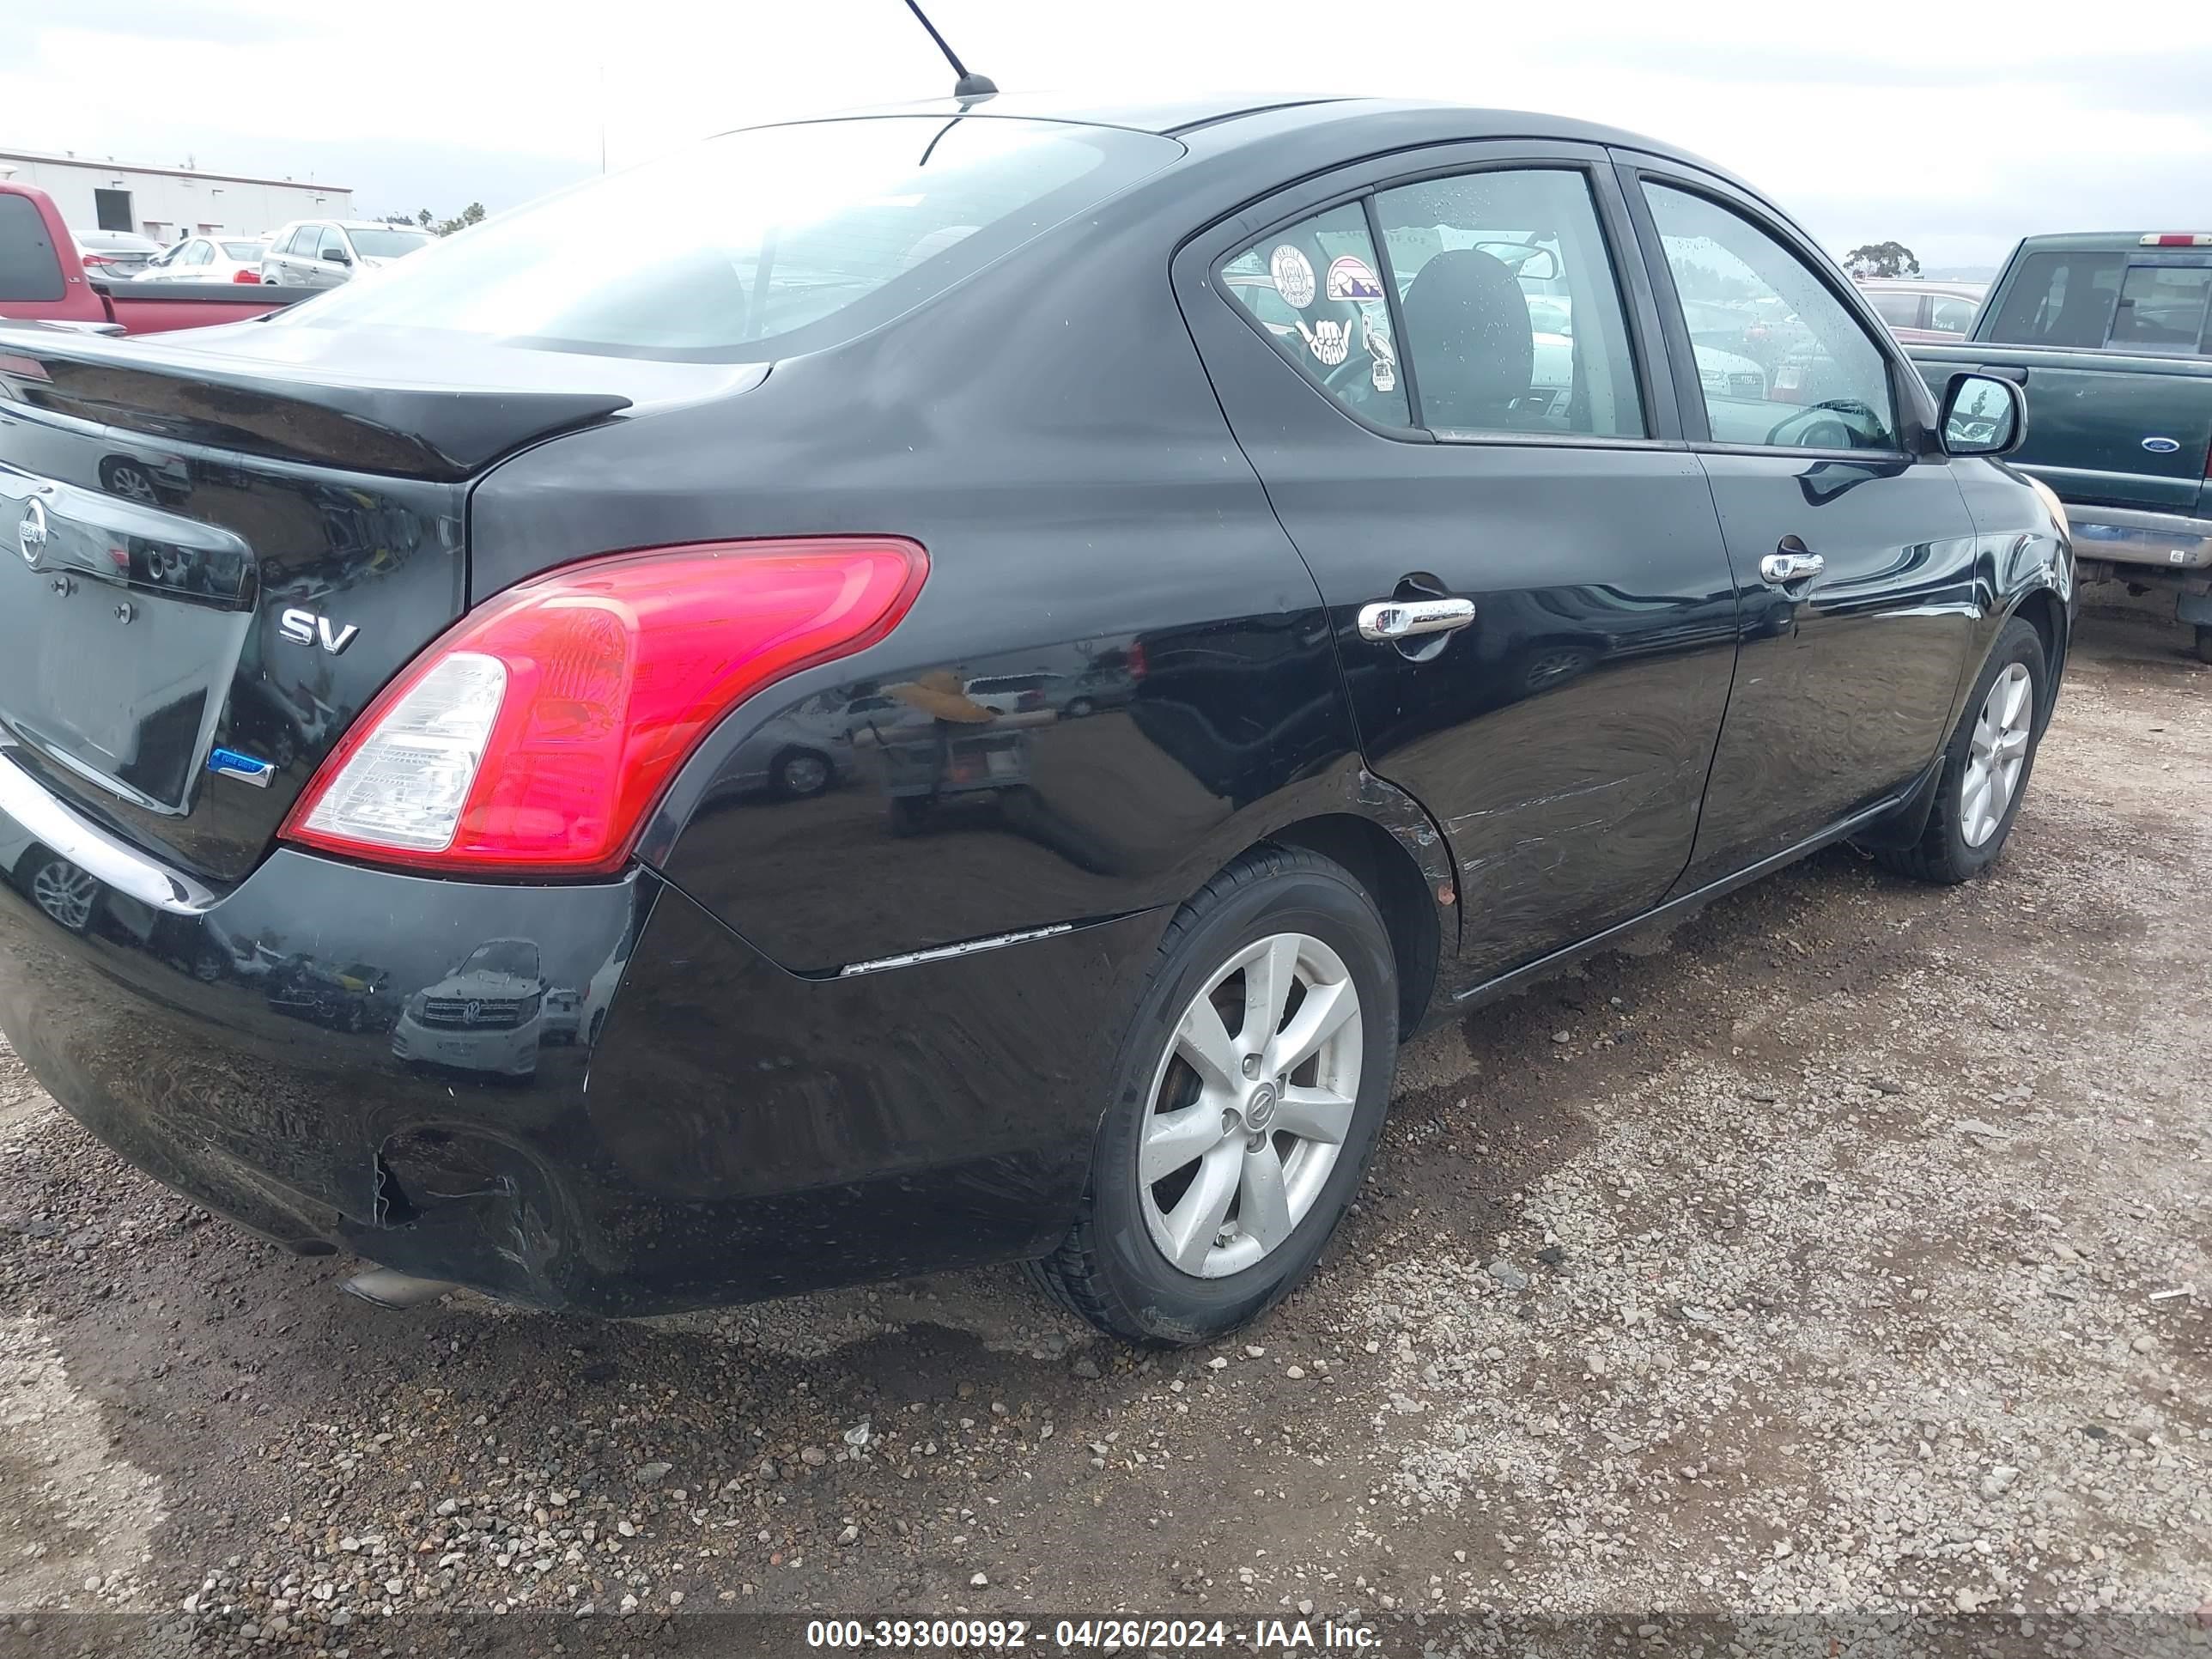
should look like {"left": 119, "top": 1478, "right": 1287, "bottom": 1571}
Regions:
{"left": 962, "top": 672, "right": 1060, "bottom": 716}
{"left": 390, "top": 939, "right": 547, "bottom": 1078}
{"left": 133, "top": 236, "right": 269, "bottom": 284}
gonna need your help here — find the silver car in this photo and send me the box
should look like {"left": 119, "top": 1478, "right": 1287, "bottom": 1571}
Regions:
{"left": 259, "top": 220, "right": 434, "bottom": 289}
{"left": 74, "top": 230, "right": 163, "bottom": 278}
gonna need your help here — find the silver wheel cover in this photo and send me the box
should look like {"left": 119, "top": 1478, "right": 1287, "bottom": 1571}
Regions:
{"left": 1138, "top": 932, "right": 1364, "bottom": 1279}
{"left": 1961, "top": 661, "right": 2033, "bottom": 848}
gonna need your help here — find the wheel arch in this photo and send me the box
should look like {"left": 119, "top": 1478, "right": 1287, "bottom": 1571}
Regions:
{"left": 1186, "top": 767, "right": 1452, "bottom": 1041}
{"left": 2004, "top": 585, "right": 2068, "bottom": 730}
{"left": 1264, "top": 812, "right": 1443, "bottom": 1040}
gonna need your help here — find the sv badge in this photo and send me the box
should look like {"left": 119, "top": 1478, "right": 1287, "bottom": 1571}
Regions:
{"left": 278, "top": 607, "right": 359, "bottom": 654}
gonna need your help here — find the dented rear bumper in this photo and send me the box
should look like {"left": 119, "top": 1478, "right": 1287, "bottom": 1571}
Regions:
{"left": 0, "top": 772, "right": 1157, "bottom": 1313}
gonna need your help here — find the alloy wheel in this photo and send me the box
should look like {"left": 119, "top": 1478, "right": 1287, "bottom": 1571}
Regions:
{"left": 1961, "top": 661, "right": 2033, "bottom": 848}
{"left": 107, "top": 465, "right": 160, "bottom": 505}
{"left": 30, "top": 859, "right": 99, "bottom": 932}
{"left": 1137, "top": 932, "right": 1363, "bottom": 1279}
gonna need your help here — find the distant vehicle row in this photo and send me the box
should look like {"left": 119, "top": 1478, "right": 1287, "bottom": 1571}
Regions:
{"left": 0, "top": 182, "right": 296, "bottom": 333}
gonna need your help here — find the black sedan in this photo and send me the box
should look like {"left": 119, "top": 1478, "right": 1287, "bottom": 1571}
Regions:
{"left": 0, "top": 94, "right": 2069, "bottom": 1344}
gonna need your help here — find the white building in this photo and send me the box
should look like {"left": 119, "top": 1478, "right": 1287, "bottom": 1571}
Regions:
{"left": 0, "top": 148, "right": 355, "bottom": 245}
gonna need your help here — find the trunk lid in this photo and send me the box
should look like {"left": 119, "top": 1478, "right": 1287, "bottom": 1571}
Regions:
{"left": 0, "top": 325, "right": 635, "bottom": 884}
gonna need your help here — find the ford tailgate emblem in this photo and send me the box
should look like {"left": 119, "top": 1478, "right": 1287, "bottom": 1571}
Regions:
{"left": 17, "top": 499, "right": 47, "bottom": 567}
{"left": 2142, "top": 436, "right": 2182, "bottom": 454}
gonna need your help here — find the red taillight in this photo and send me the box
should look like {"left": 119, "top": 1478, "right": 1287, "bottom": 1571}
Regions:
{"left": 79, "top": 252, "right": 114, "bottom": 267}
{"left": 232, "top": 268, "right": 260, "bottom": 283}
{"left": 2139, "top": 234, "right": 2212, "bottom": 247}
{"left": 282, "top": 538, "right": 927, "bottom": 875}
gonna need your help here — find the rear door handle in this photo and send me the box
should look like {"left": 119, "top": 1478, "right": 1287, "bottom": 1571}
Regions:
{"left": 1759, "top": 544, "right": 1826, "bottom": 586}
{"left": 1357, "top": 598, "right": 1476, "bottom": 641}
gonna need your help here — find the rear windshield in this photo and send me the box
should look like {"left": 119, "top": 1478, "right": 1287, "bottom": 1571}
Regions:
{"left": 273, "top": 116, "right": 1181, "bottom": 361}
{"left": 347, "top": 228, "right": 433, "bottom": 258}
{"left": 0, "top": 194, "right": 64, "bottom": 302}
{"left": 221, "top": 240, "right": 264, "bottom": 260}
{"left": 1984, "top": 250, "right": 2126, "bottom": 347}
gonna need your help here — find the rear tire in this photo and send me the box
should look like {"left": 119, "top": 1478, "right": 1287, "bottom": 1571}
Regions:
{"left": 1872, "top": 617, "right": 2046, "bottom": 885}
{"left": 1029, "top": 845, "right": 1398, "bottom": 1346}
{"left": 771, "top": 746, "right": 833, "bottom": 799}
{"left": 2194, "top": 624, "right": 2212, "bottom": 667}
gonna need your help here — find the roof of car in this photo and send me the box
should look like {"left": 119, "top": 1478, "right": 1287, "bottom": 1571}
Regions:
{"left": 771, "top": 93, "right": 1711, "bottom": 161}
{"left": 1857, "top": 277, "right": 1989, "bottom": 298}
{"left": 273, "top": 219, "right": 431, "bottom": 232}
{"left": 761, "top": 94, "right": 1742, "bottom": 201}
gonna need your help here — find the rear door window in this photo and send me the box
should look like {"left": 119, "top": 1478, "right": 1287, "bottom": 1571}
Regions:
{"left": 1221, "top": 201, "right": 1411, "bottom": 428}
{"left": 1983, "top": 250, "right": 2125, "bottom": 347}
{"left": 0, "top": 194, "right": 65, "bottom": 302}
{"left": 1376, "top": 167, "right": 1645, "bottom": 438}
{"left": 1867, "top": 289, "right": 1923, "bottom": 329}
{"left": 2107, "top": 262, "right": 2212, "bottom": 351}
{"left": 1928, "top": 295, "right": 1977, "bottom": 336}
{"left": 275, "top": 117, "right": 1182, "bottom": 362}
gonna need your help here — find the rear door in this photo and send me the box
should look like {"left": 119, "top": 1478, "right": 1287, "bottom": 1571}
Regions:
{"left": 1620, "top": 160, "right": 1980, "bottom": 886}
{"left": 1176, "top": 141, "right": 1741, "bottom": 980}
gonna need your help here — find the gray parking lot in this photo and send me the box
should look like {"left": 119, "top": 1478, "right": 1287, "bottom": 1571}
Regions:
{"left": 0, "top": 600, "right": 2204, "bottom": 1656}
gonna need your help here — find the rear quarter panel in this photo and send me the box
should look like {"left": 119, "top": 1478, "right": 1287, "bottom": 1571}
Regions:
{"left": 470, "top": 161, "right": 1453, "bottom": 977}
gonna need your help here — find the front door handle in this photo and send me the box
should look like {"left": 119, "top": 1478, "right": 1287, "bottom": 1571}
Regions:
{"left": 1759, "top": 546, "right": 1826, "bottom": 586}
{"left": 1358, "top": 597, "right": 1476, "bottom": 641}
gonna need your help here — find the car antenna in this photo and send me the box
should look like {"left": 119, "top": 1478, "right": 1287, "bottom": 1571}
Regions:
{"left": 902, "top": 0, "right": 997, "bottom": 100}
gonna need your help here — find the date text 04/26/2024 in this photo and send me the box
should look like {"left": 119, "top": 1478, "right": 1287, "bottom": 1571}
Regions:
{"left": 803, "top": 1618, "right": 1382, "bottom": 1650}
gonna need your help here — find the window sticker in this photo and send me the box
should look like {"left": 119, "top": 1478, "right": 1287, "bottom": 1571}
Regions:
{"left": 1297, "top": 317, "right": 1352, "bottom": 366}
{"left": 1325, "top": 254, "right": 1382, "bottom": 302}
{"left": 1269, "top": 245, "right": 1316, "bottom": 309}
{"left": 1363, "top": 311, "right": 1396, "bottom": 390}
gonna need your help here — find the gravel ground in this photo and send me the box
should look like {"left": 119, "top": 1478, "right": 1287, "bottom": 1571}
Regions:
{"left": 0, "top": 597, "right": 2205, "bottom": 1658}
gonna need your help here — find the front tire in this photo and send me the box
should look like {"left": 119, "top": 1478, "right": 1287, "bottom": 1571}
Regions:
{"left": 1873, "top": 616, "right": 2046, "bottom": 885}
{"left": 1030, "top": 846, "right": 1398, "bottom": 1345}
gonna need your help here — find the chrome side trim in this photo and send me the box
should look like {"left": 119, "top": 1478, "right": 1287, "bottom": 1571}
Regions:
{"left": 837, "top": 921, "right": 1075, "bottom": 978}
{"left": 0, "top": 749, "right": 216, "bottom": 913}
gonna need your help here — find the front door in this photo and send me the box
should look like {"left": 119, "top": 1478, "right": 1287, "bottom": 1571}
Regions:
{"left": 1176, "top": 144, "right": 1741, "bottom": 981}
{"left": 1622, "top": 167, "right": 1981, "bottom": 886}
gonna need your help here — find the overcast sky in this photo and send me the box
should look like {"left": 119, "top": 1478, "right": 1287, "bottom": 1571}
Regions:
{"left": 6, "top": 0, "right": 2209, "bottom": 271}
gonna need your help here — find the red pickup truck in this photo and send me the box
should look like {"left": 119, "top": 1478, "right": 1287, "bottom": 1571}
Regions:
{"left": 1, "top": 181, "right": 299, "bottom": 334}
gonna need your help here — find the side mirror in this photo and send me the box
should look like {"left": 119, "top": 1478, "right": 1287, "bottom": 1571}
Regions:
{"left": 1939, "top": 371, "right": 2026, "bottom": 457}
{"left": 325, "top": 248, "right": 351, "bottom": 266}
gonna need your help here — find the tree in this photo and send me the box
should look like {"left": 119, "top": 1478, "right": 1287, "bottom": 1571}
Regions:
{"left": 1844, "top": 241, "right": 1921, "bottom": 279}
{"left": 433, "top": 203, "right": 486, "bottom": 238}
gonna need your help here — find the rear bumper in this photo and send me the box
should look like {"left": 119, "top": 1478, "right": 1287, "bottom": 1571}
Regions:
{"left": 2064, "top": 504, "right": 2212, "bottom": 573}
{"left": 0, "top": 787, "right": 1161, "bottom": 1314}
